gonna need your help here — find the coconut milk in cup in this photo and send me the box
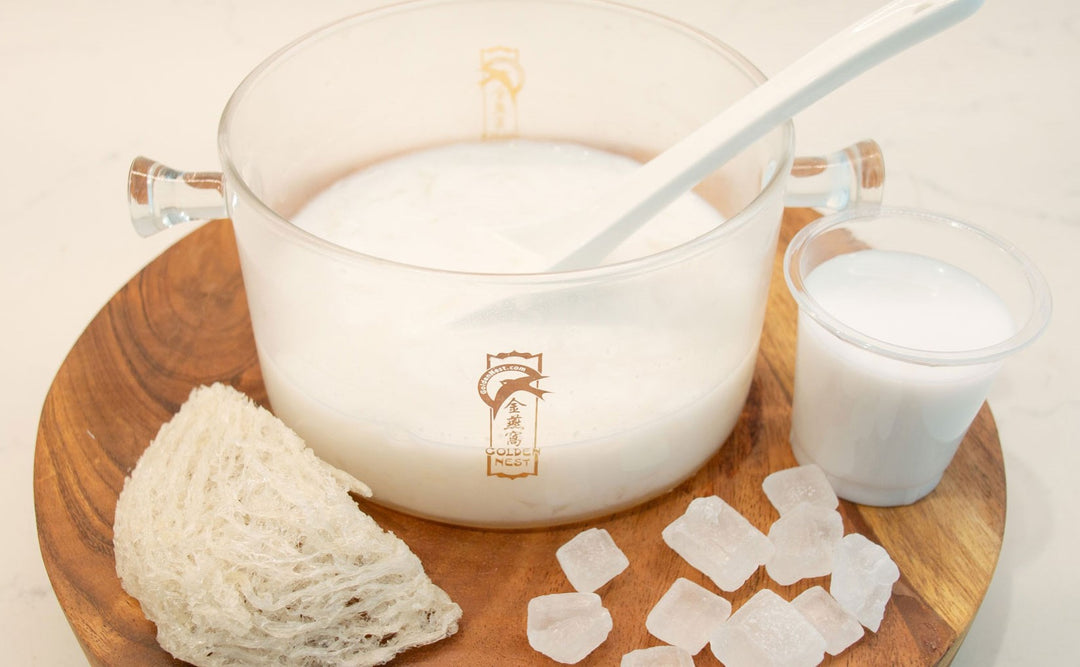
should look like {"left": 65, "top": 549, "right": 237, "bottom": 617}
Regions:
{"left": 129, "top": 0, "right": 885, "bottom": 527}
{"left": 784, "top": 207, "right": 1050, "bottom": 506}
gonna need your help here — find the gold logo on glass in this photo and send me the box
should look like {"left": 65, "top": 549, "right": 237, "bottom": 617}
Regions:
{"left": 480, "top": 46, "right": 523, "bottom": 139}
{"left": 478, "top": 352, "right": 547, "bottom": 478}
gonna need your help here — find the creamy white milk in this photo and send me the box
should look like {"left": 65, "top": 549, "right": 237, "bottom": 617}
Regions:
{"left": 259, "top": 139, "right": 757, "bottom": 527}
{"left": 262, "top": 346, "right": 756, "bottom": 526}
{"left": 790, "top": 249, "right": 1016, "bottom": 506}
{"left": 291, "top": 139, "right": 725, "bottom": 272}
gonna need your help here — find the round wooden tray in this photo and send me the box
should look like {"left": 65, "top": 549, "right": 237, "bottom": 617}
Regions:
{"left": 34, "top": 210, "right": 1005, "bottom": 666}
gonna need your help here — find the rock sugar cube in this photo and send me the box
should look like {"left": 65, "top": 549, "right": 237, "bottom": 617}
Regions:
{"left": 830, "top": 533, "right": 900, "bottom": 632}
{"left": 710, "top": 588, "right": 826, "bottom": 667}
{"left": 662, "top": 496, "right": 774, "bottom": 591}
{"left": 527, "top": 592, "right": 613, "bottom": 664}
{"left": 645, "top": 577, "right": 732, "bottom": 654}
{"left": 792, "top": 586, "right": 864, "bottom": 656}
{"left": 620, "top": 645, "right": 695, "bottom": 667}
{"left": 765, "top": 503, "right": 844, "bottom": 585}
{"left": 762, "top": 464, "right": 838, "bottom": 515}
{"left": 556, "top": 527, "right": 629, "bottom": 593}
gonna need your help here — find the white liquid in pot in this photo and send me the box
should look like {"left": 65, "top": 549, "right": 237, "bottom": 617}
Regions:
{"left": 290, "top": 139, "right": 725, "bottom": 272}
{"left": 259, "top": 139, "right": 761, "bottom": 527}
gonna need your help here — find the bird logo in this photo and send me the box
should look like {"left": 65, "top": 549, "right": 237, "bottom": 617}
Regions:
{"left": 479, "top": 366, "right": 549, "bottom": 418}
{"left": 479, "top": 46, "right": 524, "bottom": 139}
{"left": 479, "top": 47, "right": 524, "bottom": 101}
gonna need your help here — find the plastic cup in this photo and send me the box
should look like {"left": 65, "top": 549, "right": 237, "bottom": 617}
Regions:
{"left": 784, "top": 207, "right": 1051, "bottom": 506}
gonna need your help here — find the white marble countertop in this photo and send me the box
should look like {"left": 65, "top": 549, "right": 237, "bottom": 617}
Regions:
{"left": 4, "top": 0, "right": 1076, "bottom": 664}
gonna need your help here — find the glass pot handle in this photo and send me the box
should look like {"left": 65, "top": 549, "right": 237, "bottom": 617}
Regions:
{"left": 127, "top": 140, "right": 883, "bottom": 236}
{"left": 128, "top": 156, "right": 226, "bottom": 237}
{"left": 784, "top": 139, "right": 884, "bottom": 211}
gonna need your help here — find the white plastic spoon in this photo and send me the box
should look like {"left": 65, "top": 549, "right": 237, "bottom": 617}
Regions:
{"left": 542, "top": 0, "right": 983, "bottom": 271}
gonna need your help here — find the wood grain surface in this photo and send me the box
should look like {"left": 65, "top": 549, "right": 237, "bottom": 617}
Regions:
{"left": 34, "top": 209, "right": 1005, "bottom": 666}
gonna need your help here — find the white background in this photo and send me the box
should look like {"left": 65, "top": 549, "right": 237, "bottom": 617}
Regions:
{"left": 3, "top": 0, "right": 1076, "bottom": 663}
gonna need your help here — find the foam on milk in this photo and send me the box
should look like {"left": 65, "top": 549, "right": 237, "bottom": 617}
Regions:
{"left": 291, "top": 139, "right": 725, "bottom": 272}
{"left": 790, "top": 249, "right": 1016, "bottom": 505}
{"left": 259, "top": 139, "right": 752, "bottom": 527}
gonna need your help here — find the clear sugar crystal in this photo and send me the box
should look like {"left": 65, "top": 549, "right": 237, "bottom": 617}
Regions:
{"left": 762, "top": 464, "right": 838, "bottom": 515}
{"left": 765, "top": 503, "right": 844, "bottom": 585}
{"left": 792, "top": 585, "right": 864, "bottom": 656}
{"left": 527, "top": 592, "right": 613, "bottom": 664}
{"left": 662, "top": 496, "right": 774, "bottom": 591}
{"left": 829, "top": 533, "right": 900, "bottom": 632}
{"left": 556, "top": 527, "right": 630, "bottom": 593}
{"left": 710, "top": 589, "right": 826, "bottom": 667}
{"left": 645, "top": 577, "right": 732, "bottom": 654}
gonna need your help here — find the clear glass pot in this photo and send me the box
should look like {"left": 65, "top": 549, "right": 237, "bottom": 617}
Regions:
{"left": 129, "top": 0, "right": 883, "bottom": 528}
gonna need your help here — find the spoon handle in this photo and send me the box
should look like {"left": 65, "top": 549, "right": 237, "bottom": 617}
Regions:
{"left": 549, "top": 0, "right": 983, "bottom": 271}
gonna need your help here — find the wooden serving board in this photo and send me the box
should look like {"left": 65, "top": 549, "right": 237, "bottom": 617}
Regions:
{"left": 34, "top": 209, "right": 1005, "bottom": 666}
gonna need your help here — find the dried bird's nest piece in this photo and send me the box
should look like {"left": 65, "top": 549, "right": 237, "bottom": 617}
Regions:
{"left": 113, "top": 383, "right": 461, "bottom": 666}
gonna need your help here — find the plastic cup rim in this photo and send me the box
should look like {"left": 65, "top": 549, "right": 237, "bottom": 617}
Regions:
{"left": 783, "top": 205, "right": 1052, "bottom": 367}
